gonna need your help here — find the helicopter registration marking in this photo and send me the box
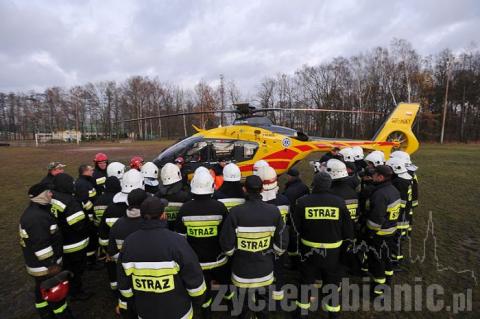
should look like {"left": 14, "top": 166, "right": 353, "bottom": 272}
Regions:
{"left": 281, "top": 137, "right": 291, "bottom": 148}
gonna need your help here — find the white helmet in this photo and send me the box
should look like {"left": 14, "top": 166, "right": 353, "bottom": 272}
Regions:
{"left": 107, "top": 162, "right": 126, "bottom": 180}
{"left": 253, "top": 160, "right": 269, "bottom": 175}
{"left": 326, "top": 159, "right": 348, "bottom": 180}
{"left": 390, "top": 151, "right": 418, "bottom": 171}
{"left": 223, "top": 163, "right": 241, "bottom": 182}
{"left": 386, "top": 157, "right": 412, "bottom": 180}
{"left": 365, "top": 151, "right": 385, "bottom": 167}
{"left": 141, "top": 162, "right": 159, "bottom": 179}
{"left": 339, "top": 148, "right": 355, "bottom": 163}
{"left": 190, "top": 171, "right": 215, "bottom": 195}
{"left": 113, "top": 169, "right": 145, "bottom": 203}
{"left": 161, "top": 163, "right": 182, "bottom": 186}
{"left": 194, "top": 166, "right": 210, "bottom": 176}
{"left": 257, "top": 166, "right": 278, "bottom": 191}
{"left": 352, "top": 146, "right": 364, "bottom": 160}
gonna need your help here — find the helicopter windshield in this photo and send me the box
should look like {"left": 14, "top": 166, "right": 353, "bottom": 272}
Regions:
{"left": 154, "top": 136, "right": 204, "bottom": 166}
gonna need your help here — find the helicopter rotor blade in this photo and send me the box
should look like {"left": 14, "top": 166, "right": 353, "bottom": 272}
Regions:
{"left": 251, "top": 108, "right": 383, "bottom": 115}
{"left": 119, "top": 110, "right": 237, "bottom": 123}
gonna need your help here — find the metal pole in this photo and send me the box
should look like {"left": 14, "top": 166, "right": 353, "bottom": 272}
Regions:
{"left": 440, "top": 58, "right": 452, "bottom": 144}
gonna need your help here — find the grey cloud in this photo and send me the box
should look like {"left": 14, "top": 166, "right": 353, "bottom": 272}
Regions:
{"left": 0, "top": 0, "right": 479, "bottom": 93}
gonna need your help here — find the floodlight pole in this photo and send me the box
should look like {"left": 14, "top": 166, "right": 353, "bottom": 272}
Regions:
{"left": 440, "top": 57, "right": 452, "bottom": 144}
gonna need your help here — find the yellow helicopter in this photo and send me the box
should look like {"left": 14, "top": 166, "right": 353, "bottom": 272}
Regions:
{"left": 123, "top": 102, "right": 420, "bottom": 177}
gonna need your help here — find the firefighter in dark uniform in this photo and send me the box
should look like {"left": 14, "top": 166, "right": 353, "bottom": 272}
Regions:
{"left": 51, "top": 173, "right": 91, "bottom": 300}
{"left": 40, "top": 162, "right": 66, "bottom": 185}
{"left": 220, "top": 175, "right": 288, "bottom": 319}
{"left": 108, "top": 189, "right": 148, "bottom": 318}
{"left": 390, "top": 150, "right": 419, "bottom": 233}
{"left": 326, "top": 159, "right": 359, "bottom": 224}
{"left": 257, "top": 165, "right": 291, "bottom": 302}
{"left": 117, "top": 196, "right": 207, "bottom": 319}
{"left": 19, "top": 183, "right": 74, "bottom": 319}
{"left": 155, "top": 163, "right": 191, "bottom": 229}
{"left": 293, "top": 172, "right": 354, "bottom": 318}
{"left": 214, "top": 163, "right": 245, "bottom": 210}
{"left": 363, "top": 165, "right": 401, "bottom": 295}
{"left": 75, "top": 164, "right": 99, "bottom": 266}
{"left": 386, "top": 157, "right": 413, "bottom": 264}
{"left": 92, "top": 153, "right": 109, "bottom": 196}
{"left": 319, "top": 147, "right": 342, "bottom": 163}
{"left": 93, "top": 176, "right": 121, "bottom": 228}
{"left": 175, "top": 171, "right": 229, "bottom": 318}
{"left": 99, "top": 169, "right": 144, "bottom": 294}
{"left": 141, "top": 162, "right": 160, "bottom": 194}
{"left": 282, "top": 168, "right": 309, "bottom": 205}
{"left": 352, "top": 146, "right": 367, "bottom": 174}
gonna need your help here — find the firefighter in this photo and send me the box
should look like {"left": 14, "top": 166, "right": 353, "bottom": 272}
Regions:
{"left": 99, "top": 169, "right": 144, "bottom": 294}
{"left": 220, "top": 175, "right": 287, "bottom": 318}
{"left": 51, "top": 173, "right": 91, "bottom": 300}
{"left": 40, "top": 162, "right": 66, "bottom": 184}
{"left": 107, "top": 162, "right": 126, "bottom": 181}
{"left": 257, "top": 165, "right": 291, "bottom": 303}
{"left": 252, "top": 159, "right": 269, "bottom": 175}
{"left": 326, "top": 159, "right": 359, "bottom": 223}
{"left": 339, "top": 147, "right": 355, "bottom": 165}
{"left": 75, "top": 164, "right": 99, "bottom": 267}
{"left": 175, "top": 171, "right": 229, "bottom": 318}
{"left": 129, "top": 156, "right": 144, "bottom": 171}
{"left": 292, "top": 172, "right": 354, "bottom": 318}
{"left": 391, "top": 150, "right": 419, "bottom": 233}
{"left": 141, "top": 162, "right": 160, "bottom": 194}
{"left": 155, "top": 163, "right": 191, "bottom": 229}
{"left": 386, "top": 157, "right": 413, "bottom": 264}
{"left": 358, "top": 150, "right": 386, "bottom": 218}
{"left": 93, "top": 177, "right": 121, "bottom": 228}
{"left": 108, "top": 188, "right": 148, "bottom": 317}
{"left": 364, "top": 151, "right": 385, "bottom": 168}
{"left": 19, "top": 183, "right": 74, "bottom": 318}
{"left": 363, "top": 165, "right": 401, "bottom": 295}
{"left": 319, "top": 147, "right": 342, "bottom": 163}
{"left": 92, "top": 152, "right": 109, "bottom": 196}
{"left": 117, "top": 196, "right": 207, "bottom": 319}
{"left": 214, "top": 163, "right": 245, "bottom": 210}
{"left": 351, "top": 146, "right": 366, "bottom": 173}
{"left": 282, "top": 168, "right": 309, "bottom": 205}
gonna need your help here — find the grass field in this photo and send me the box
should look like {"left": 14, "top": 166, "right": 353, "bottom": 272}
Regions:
{"left": 0, "top": 142, "right": 479, "bottom": 318}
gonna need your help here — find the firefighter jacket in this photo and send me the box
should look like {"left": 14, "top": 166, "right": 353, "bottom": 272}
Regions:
{"left": 213, "top": 181, "right": 245, "bottom": 211}
{"left": 19, "top": 202, "right": 63, "bottom": 277}
{"left": 175, "top": 195, "right": 228, "bottom": 270}
{"left": 331, "top": 178, "right": 359, "bottom": 222}
{"left": 293, "top": 191, "right": 353, "bottom": 254}
{"left": 219, "top": 193, "right": 287, "bottom": 288}
{"left": 409, "top": 171, "right": 419, "bottom": 208}
{"left": 117, "top": 219, "right": 206, "bottom": 319}
{"left": 74, "top": 175, "right": 97, "bottom": 223}
{"left": 391, "top": 176, "right": 413, "bottom": 234}
{"left": 155, "top": 181, "right": 191, "bottom": 229}
{"left": 282, "top": 177, "right": 309, "bottom": 206}
{"left": 40, "top": 173, "right": 55, "bottom": 185}
{"left": 93, "top": 176, "right": 121, "bottom": 227}
{"left": 98, "top": 201, "right": 127, "bottom": 248}
{"left": 51, "top": 174, "right": 89, "bottom": 254}
{"left": 365, "top": 181, "right": 401, "bottom": 236}
{"left": 107, "top": 211, "right": 143, "bottom": 261}
{"left": 265, "top": 194, "right": 291, "bottom": 225}
{"left": 145, "top": 183, "right": 159, "bottom": 195}
{"left": 92, "top": 167, "right": 107, "bottom": 196}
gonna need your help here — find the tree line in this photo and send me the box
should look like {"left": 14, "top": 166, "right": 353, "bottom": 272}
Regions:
{"left": 1, "top": 39, "right": 479, "bottom": 143}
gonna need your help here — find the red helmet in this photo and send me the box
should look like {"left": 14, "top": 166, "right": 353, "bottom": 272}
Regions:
{"left": 130, "top": 156, "right": 144, "bottom": 169}
{"left": 40, "top": 271, "right": 72, "bottom": 302}
{"left": 94, "top": 153, "right": 108, "bottom": 162}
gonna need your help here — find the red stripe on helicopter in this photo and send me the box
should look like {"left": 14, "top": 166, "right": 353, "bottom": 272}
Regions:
{"left": 294, "top": 145, "right": 314, "bottom": 152}
{"left": 239, "top": 161, "right": 290, "bottom": 172}
{"left": 263, "top": 149, "right": 298, "bottom": 160}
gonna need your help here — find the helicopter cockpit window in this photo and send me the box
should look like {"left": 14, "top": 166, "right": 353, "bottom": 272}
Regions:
{"left": 212, "top": 141, "right": 235, "bottom": 161}
{"left": 185, "top": 141, "right": 209, "bottom": 162}
{"left": 233, "top": 141, "right": 259, "bottom": 162}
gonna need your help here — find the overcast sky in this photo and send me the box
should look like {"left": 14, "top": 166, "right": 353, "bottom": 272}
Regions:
{"left": 0, "top": 0, "right": 479, "bottom": 94}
